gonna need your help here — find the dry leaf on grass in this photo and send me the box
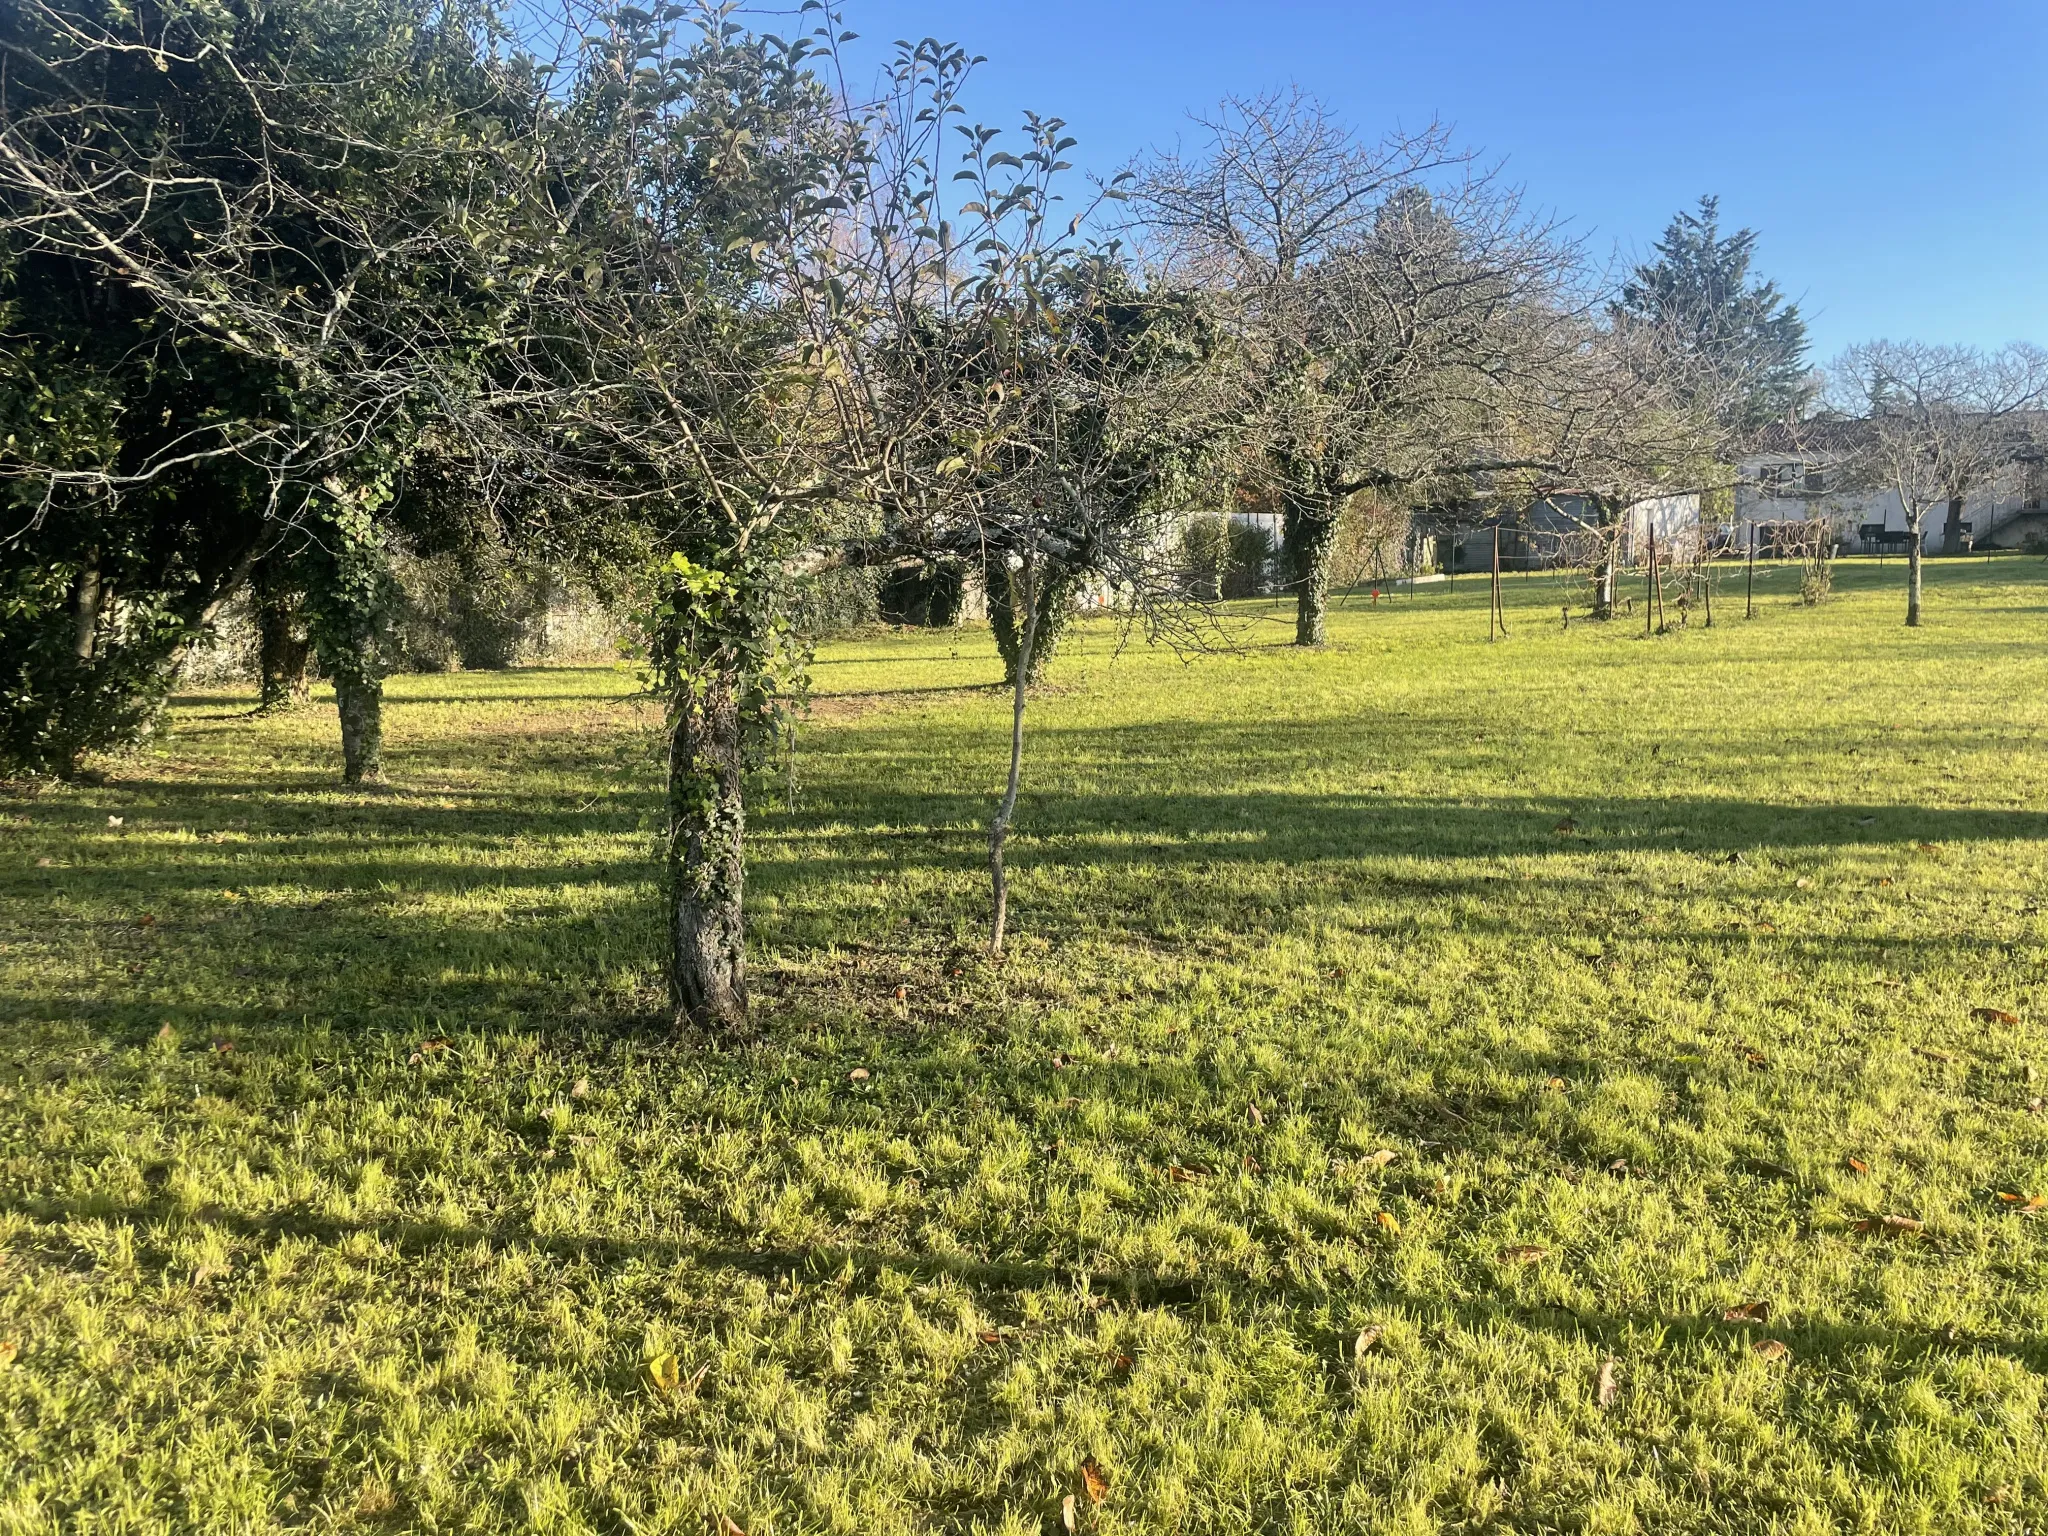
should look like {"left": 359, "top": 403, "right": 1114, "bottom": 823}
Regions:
{"left": 1374, "top": 1211, "right": 1400, "bottom": 1235}
{"left": 1845, "top": 1156, "right": 1869, "bottom": 1175}
{"left": 847, "top": 1067, "right": 870, "bottom": 1084}
{"left": 1972, "top": 1007, "right": 2020, "bottom": 1025}
{"left": 1364, "top": 1148, "right": 1397, "bottom": 1168}
{"left": 1722, "top": 1301, "right": 1771, "bottom": 1323}
{"left": 1596, "top": 1355, "right": 1619, "bottom": 1408}
{"left": 645, "top": 1353, "right": 681, "bottom": 1394}
{"left": 1109, "top": 1352, "right": 1133, "bottom": 1373}
{"left": 569, "top": 1077, "right": 589, "bottom": 1099}
{"left": 1752, "top": 1338, "right": 1792, "bottom": 1362}
{"left": 0, "top": 1339, "right": 16, "bottom": 1369}
{"left": 1246, "top": 1103, "right": 1264, "bottom": 1127}
{"left": 718, "top": 1517, "right": 748, "bottom": 1536}
{"left": 1996, "top": 1192, "right": 2047, "bottom": 1211}
{"left": 1353, "top": 1326, "right": 1383, "bottom": 1363}
{"left": 1165, "top": 1164, "right": 1203, "bottom": 1184}
{"left": 1081, "top": 1457, "right": 1109, "bottom": 1503}
{"left": 1856, "top": 1214, "right": 1924, "bottom": 1235}
{"left": 1499, "top": 1244, "right": 1548, "bottom": 1265}
{"left": 977, "top": 1330, "right": 1003, "bottom": 1345}
{"left": 1061, "top": 1494, "right": 1078, "bottom": 1533}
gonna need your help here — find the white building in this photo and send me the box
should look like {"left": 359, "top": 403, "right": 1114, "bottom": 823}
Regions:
{"left": 1735, "top": 420, "right": 2048, "bottom": 555}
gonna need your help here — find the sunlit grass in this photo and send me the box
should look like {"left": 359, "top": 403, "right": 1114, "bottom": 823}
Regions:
{"left": 4, "top": 556, "right": 2048, "bottom": 1532}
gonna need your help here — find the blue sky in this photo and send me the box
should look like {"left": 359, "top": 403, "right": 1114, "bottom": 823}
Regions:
{"left": 826, "top": 0, "right": 2045, "bottom": 365}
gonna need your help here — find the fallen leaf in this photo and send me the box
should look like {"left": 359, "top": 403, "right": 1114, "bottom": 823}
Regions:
{"left": 1080, "top": 1457, "right": 1109, "bottom": 1503}
{"left": 1364, "top": 1148, "right": 1397, "bottom": 1168}
{"left": 1165, "top": 1164, "right": 1202, "bottom": 1184}
{"left": 1049, "top": 1052, "right": 1069, "bottom": 1069}
{"left": 1110, "top": 1351, "right": 1133, "bottom": 1372}
{"left": 977, "top": 1330, "right": 1003, "bottom": 1345}
{"left": 1794, "top": 877, "right": 1811, "bottom": 889}
{"left": 1374, "top": 1210, "right": 1400, "bottom": 1235}
{"left": 1917, "top": 842, "right": 1939, "bottom": 854}
{"left": 106, "top": 815, "right": 123, "bottom": 828}
{"left": 417, "top": 1037, "right": 449, "bottom": 1055}
{"left": 1744, "top": 1050, "right": 1769, "bottom": 1067}
{"left": 1499, "top": 1244, "right": 1548, "bottom": 1265}
{"left": 1353, "top": 1326, "right": 1383, "bottom": 1362}
{"left": 1061, "top": 1494, "right": 1078, "bottom": 1533}
{"left": 1754, "top": 920, "right": 1776, "bottom": 933}
{"left": 136, "top": 913, "right": 155, "bottom": 928}
{"left": 1972, "top": 1007, "right": 2020, "bottom": 1025}
{"left": 645, "top": 1353, "right": 681, "bottom": 1394}
{"left": 1542, "top": 1076, "right": 1566, "bottom": 1092}
{"left": 1246, "top": 1102, "right": 1264, "bottom": 1127}
{"left": 1607, "top": 1158, "right": 1630, "bottom": 1178}
{"left": 1554, "top": 816, "right": 1576, "bottom": 833}
{"left": 211, "top": 1039, "right": 233, "bottom": 1054}
{"left": 155, "top": 1023, "right": 173, "bottom": 1041}
{"left": 1877, "top": 877, "right": 1893, "bottom": 887}
{"left": 2031, "top": 1097, "right": 2045, "bottom": 1115}
{"left": 892, "top": 986, "right": 906, "bottom": 1000}
{"left": 848, "top": 1066, "right": 870, "bottom": 1083}
{"left": 718, "top": 1518, "right": 748, "bottom": 1536}
{"left": 1722, "top": 1300, "right": 1772, "bottom": 1323}
{"left": 1596, "top": 1355, "right": 1619, "bottom": 1408}
{"left": 0, "top": 1339, "right": 16, "bottom": 1368}
{"left": 1856, "top": 1214, "right": 1924, "bottom": 1235}
{"left": 1845, "top": 1156, "right": 1869, "bottom": 1175}
{"left": 1996, "top": 1192, "right": 2047, "bottom": 1211}
{"left": 34, "top": 857, "right": 52, "bottom": 868}
{"left": 569, "top": 1077, "right": 589, "bottom": 1099}
{"left": 1752, "top": 1338, "right": 1792, "bottom": 1362}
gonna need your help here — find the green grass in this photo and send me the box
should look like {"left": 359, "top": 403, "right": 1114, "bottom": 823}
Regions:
{"left": 7, "top": 555, "right": 2048, "bottom": 1534}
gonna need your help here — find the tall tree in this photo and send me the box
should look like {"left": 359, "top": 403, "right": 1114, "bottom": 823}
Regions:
{"left": 1615, "top": 195, "right": 1812, "bottom": 433}
{"left": 1131, "top": 92, "right": 1587, "bottom": 646}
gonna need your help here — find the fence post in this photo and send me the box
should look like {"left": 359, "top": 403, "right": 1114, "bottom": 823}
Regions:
{"left": 1746, "top": 523, "right": 1757, "bottom": 619}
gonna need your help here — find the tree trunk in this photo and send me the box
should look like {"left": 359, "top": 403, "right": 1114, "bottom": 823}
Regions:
{"left": 988, "top": 557, "right": 1039, "bottom": 956}
{"left": 1941, "top": 496, "right": 1966, "bottom": 557}
{"left": 1590, "top": 500, "right": 1618, "bottom": 621}
{"left": 257, "top": 588, "right": 311, "bottom": 711}
{"left": 334, "top": 673, "right": 384, "bottom": 783}
{"left": 1905, "top": 520, "right": 1924, "bottom": 628}
{"left": 668, "top": 680, "right": 749, "bottom": 1033}
{"left": 1282, "top": 489, "right": 1341, "bottom": 646}
{"left": 72, "top": 554, "right": 102, "bottom": 661}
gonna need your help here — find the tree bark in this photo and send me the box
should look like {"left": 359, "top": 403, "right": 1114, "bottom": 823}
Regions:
{"left": 334, "top": 673, "right": 384, "bottom": 783}
{"left": 1590, "top": 500, "right": 1618, "bottom": 621}
{"left": 1282, "top": 490, "right": 1341, "bottom": 645}
{"left": 257, "top": 588, "right": 311, "bottom": 711}
{"left": 1905, "top": 518, "right": 1924, "bottom": 628}
{"left": 668, "top": 680, "right": 750, "bottom": 1032}
{"left": 988, "top": 557, "right": 1039, "bottom": 956}
{"left": 72, "top": 553, "right": 102, "bottom": 661}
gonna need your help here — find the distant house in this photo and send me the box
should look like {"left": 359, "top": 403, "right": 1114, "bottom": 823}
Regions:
{"left": 1427, "top": 491, "right": 1702, "bottom": 573}
{"left": 1735, "top": 417, "right": 2048, "bottom": 555}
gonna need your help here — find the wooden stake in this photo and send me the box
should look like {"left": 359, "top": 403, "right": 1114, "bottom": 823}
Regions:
{"left": 1644, "top": 521, "right": 1656, "bottom": 636}
{"left": 1490, "top": 526, "right": 1503, "bottom": 640}
{"left": 1746, "top": 522, "right": 1757, "bottom": 619}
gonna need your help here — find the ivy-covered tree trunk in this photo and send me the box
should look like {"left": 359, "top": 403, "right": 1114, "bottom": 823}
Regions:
{"left": 303, "top": 505, "right": 392, "bottom": 785}
{"left": 1281, "top": 487, "right": 1342, "bottom": 646}
{"left": 256, "top": 584, "right": 311, "bottom": 711}
{"left": 667, "top": 678, "right": 749, "bottom": 1032}
{"left": 986, "top": 553, "right": 1076, "bottom": 685}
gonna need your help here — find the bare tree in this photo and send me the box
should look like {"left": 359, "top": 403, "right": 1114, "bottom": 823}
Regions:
{"left": 1130, "top": 91, "right": 1592, "bottom": 645}
{"left": 1830, "top": 342, "right": 2048, "bottom": 626}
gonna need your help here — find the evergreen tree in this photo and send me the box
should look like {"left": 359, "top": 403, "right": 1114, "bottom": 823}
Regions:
{"left": 1617, "top": 195, "right": 1812, "bottom": 431}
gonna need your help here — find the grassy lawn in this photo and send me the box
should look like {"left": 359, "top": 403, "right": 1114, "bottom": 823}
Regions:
{"left": 7, "top": 555, "right": 2048, "bottom": 1534}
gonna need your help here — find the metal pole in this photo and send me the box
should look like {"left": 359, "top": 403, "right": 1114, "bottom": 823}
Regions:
{"left": 1645, "top": 521, "right": 1656, "bottom": 636}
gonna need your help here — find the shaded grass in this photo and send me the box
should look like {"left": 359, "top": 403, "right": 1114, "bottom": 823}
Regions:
{"left": 4, "top": 557, "right": 2048, "bottom": 1532}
